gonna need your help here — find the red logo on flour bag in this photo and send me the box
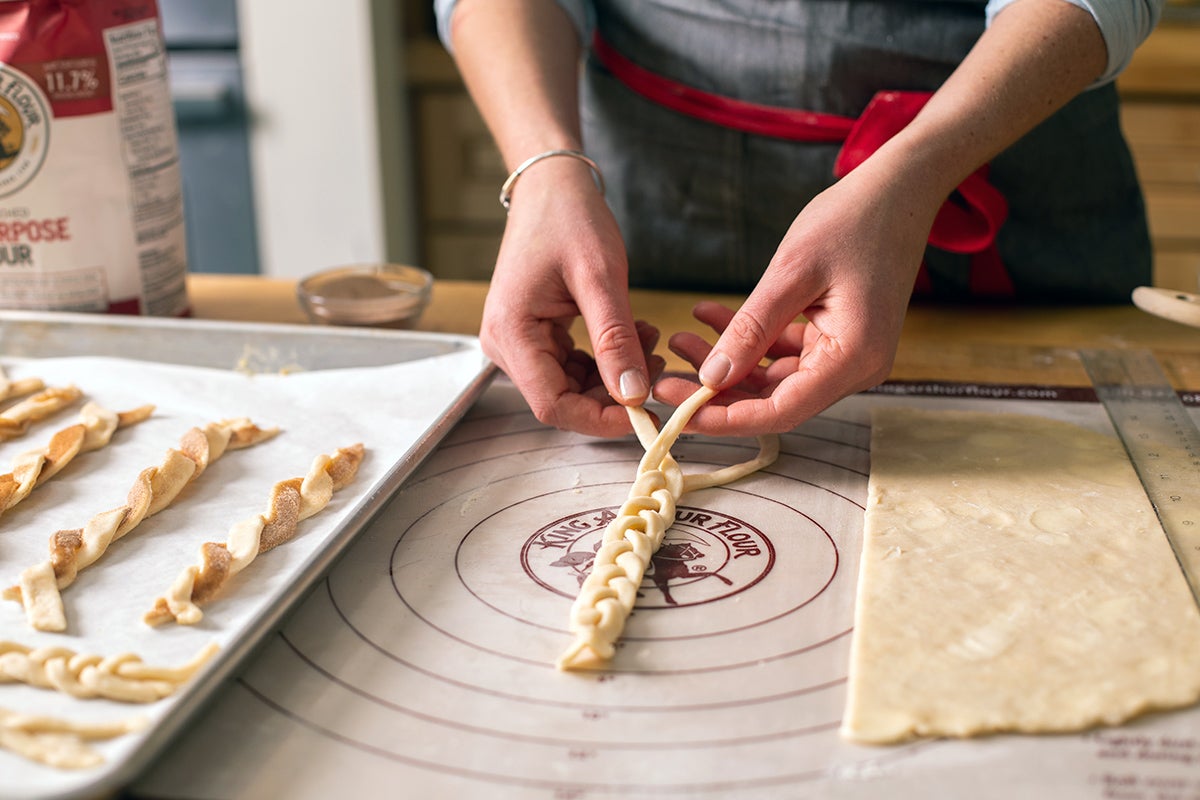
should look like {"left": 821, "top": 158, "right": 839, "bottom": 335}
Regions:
{"left": 0, "top": 0, "right": 189, "bottom": 316}
{"left": 522, "top": 506, "right": 775, "bottom": 607}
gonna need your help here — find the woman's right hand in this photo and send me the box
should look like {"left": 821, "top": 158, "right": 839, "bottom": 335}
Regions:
{"left": 480, "top": 157, "right": 663, "bottom": 437}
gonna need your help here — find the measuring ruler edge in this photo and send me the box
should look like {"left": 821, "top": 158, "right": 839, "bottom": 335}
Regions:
{"left": 1078, "top": 348, "right": 1200, "bottom": 610}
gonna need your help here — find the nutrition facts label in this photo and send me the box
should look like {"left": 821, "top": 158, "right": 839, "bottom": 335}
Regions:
{"left": 105, "top": 19, "right": 187, "bottom": 317}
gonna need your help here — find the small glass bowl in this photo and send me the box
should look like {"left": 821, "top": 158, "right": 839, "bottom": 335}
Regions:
{"left": 297, "top": 264, "right": 433, "bottom": 329}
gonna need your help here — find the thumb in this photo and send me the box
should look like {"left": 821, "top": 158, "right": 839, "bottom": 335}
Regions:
{"left": 579, "top": 295, "right": 650, "bottom": 405}
{"left": 698, "top": 293, "right": 794, "bottom": 390}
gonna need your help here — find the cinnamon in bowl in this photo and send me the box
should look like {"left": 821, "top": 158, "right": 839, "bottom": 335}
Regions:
{"left": 297, "top": 264, "right": 433, "bottom": 328}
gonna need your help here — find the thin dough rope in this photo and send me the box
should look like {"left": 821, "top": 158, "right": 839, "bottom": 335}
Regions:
{"left": 0, "top": 367, "right": 45, "bottom": 405}
{"left": 0, "top": 639, "right": 219, "bottom": 702}
{"left": 557, "top": 386, "right": 780, "bottom": 670}
{"left": 0, "top": 402, "right": 155, "bottom": 522}
{"left": 0, "top": 385, "right": 82, "bottom": 442}
{"left": 3, "top": 418, "right": 280, "bottom": 631}
{"left": 0, "top": 706, "right": 147, "bottom": 770}
{"left": 144, "top": 443, "right": 365, "bottom": 626}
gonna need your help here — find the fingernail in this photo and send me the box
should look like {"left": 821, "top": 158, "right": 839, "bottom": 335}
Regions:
{"left": 619, "top": 368, "right": 648, "bottom": 401}
{"left": 699, "top": 352, "right": 732, "bottom": 387}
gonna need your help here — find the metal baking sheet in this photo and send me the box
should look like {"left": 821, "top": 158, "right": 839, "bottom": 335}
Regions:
{"left": 0, "top": 310, "right": 494, "bottom": 800}
{"left": 129, "top": 378, "right": 1200, "bottom": 799}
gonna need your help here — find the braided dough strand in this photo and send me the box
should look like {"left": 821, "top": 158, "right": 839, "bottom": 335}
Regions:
{"left": 2, "top": 418, "right": 280, "bottom": 631}
{"left": 144, "top": 443, "right": 365, "bottom": 626}
{"left": 556, "top": 387, "right": 779, "bottom": 670}
{"left": 0, "top": 402, "right": 154, "bottom": 521}
{"left": 0, "top": 385, "right": 82, "bottom": 442}
{"left": 0, "top": 640, "right": 219, "bottom": 703}
{"left": 0, "top": 706, "right": 147, "bottom": 770}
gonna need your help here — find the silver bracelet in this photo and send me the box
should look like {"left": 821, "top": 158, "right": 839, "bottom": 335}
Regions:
{"left": 499, "top": 149, "right": 605, "bottom": 210}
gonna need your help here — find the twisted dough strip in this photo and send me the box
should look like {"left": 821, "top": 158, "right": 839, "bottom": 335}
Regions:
{"left": 0, "top": 639, "right": 219, "bottom": 702}
{"left": 145, "top": 443, "right": 365, "bottom": 626}
{"left": 0, "top": 366, "right": 44, "bottom": 404}
{"left": 0, "top": 706, "right": 147, "bottom": 769}
{"left": 0, "top": 402, "right": 155, "bottom": 521}
{"left": 0, "top": 385, "right": 82, "bottom": 442}
{"left": 556, "top": 386, "right": 779, "bottom": 670}
{"left": 3, "top": 418, "right": 280, "bottom": 631}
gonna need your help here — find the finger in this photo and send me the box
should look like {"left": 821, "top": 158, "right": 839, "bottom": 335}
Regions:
{"left": 666, "top": 332, "right": 713, "bottom": 372}
{"left": 510, "top": 353, "right": 635, "bottom": 437}
{"left": 573, "top": 286, "right": 650, "bottom": 406}
{"left": 691, "top": 301, "right": 806, "bottom": 361}
{"left": 686, "top": 335, "right": 879, "bottom": 437}
{"left": 691, "top": 301, "right": 736, "bottom": 333}
{"left": 551, "top": 324, "right": 576, "bottom": 361}
{"left": 634, "top": 319, "right": 661, "bottom": 355}
{"left": 767, "top": 321, "right": 810, "bottom": 358}
{"left": 549, "top": 394, "right": 640, "bottom": 438}
{"left": 575, "top": 351, "right": 608, "bottom": 394}
{"left": 667, "top": 333, "right": 773, "bottom": 397}
{"left": 485, "top": 317, "right": 627, "bottom": 436}
{"left": 562, "top": 356, "right": 588, "bottom": 393}
{"left": 653, "top": 374, "right": 759, "bottom": 409}
{"left": 651, "top": 374, "right": 704, "bottom": 408}
{"left": 697, "top": 278, "right": 813, "bottom": 391}
{"left": 646, "top": 353, "right": 667, "bottom": 384}
{"left": 636, "top": 320, "right": 666, "bottom": 384}
{"left": 498, "top": 333, "right": 573, "bottom": 422}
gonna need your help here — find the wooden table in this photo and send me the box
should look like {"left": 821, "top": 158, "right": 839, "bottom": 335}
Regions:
{"left": 187, "top": 274, "right": 1200, "bottom": 391}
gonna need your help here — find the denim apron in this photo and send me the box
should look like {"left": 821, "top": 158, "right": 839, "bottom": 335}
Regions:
{"left": 580, "top": 0, "right": 1151, "bottom": 302}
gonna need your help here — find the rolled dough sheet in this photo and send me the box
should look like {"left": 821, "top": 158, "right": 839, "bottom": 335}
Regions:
{"left": 841, "top": 407, "right": 1200, "bottom": 744}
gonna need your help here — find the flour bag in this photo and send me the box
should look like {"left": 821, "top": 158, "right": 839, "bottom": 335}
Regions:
{"left": 0, "top": 0, "right": 188, "bottom": 315}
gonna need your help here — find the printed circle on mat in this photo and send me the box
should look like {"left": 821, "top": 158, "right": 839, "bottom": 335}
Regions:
{"left": 382, "top": 450, "right": 856, "bottom": 674}
{"left": 520, "top": 505, "right": 777, "bottom": 608}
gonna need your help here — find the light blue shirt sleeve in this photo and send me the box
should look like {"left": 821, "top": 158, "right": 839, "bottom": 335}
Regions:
{"left": 985, "top": 0, "right": 1165, "bottom": 86}
{"left": 435, "top": 1, "right": 1160, "bottom": 85}
{"left": 434, "top": 0, "right": 593, "bottom": 53}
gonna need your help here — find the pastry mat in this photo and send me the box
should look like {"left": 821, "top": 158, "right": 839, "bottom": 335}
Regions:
{"left": 129, "top": 378, "right": 1200, "bottom": 800}
{"left": 0, "top": 313, "right": 492, "bottom": 800}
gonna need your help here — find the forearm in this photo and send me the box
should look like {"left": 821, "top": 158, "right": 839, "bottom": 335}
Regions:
{"left": 866, "top": 0, "right": 1108, "bottom": 210}
{"left": 448, "top": 0, "right": 585, "bottom": 170}
{"left": 987, "top": 0, "right": 1162, "bottom": 85}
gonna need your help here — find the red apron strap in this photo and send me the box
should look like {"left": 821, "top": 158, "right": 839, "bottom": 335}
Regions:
{"left": 833, "top": 91, "right": 1013, "bottom": 296}
{"left": 592, "top": 33, "right": 1014, "bottom": 297}
{"left": 930, "top": 168, "right": 1009, "bottom": 255}
{"left": 591, "top": 32, "right": 855, "bottom": 142}
{"left": 833, "top": 91, "right": 933, "bottom": 177}
{"left": 834, "top": 91, "right": 1011, "bottom": 257}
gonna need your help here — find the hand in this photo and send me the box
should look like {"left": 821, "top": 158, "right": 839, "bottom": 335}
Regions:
{"left": 654, "top": 160, "right": 939, "bottom": 437}
{"left": 480, "top": 159, "right": 664, "bottom": 437}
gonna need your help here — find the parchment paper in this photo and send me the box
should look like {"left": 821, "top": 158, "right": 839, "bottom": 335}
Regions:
{"left": 0, "top": 343, "right": 488, "bottom": 800}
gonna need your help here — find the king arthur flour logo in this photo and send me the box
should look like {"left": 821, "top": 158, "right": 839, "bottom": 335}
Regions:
{"left": 522, "top": 506, "right": 774, "bottom": 607}
{"left": 0, "top": 65, "right": 50, "bottom": 198}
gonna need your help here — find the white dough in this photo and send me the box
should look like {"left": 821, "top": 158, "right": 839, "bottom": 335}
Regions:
{"left": 842, "top": 407, "right": 1200, "bottom": 744}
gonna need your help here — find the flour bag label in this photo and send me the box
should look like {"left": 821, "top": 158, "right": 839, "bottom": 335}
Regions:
{"left": 0, "top": 0, "right": 189, "bottom": 315}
